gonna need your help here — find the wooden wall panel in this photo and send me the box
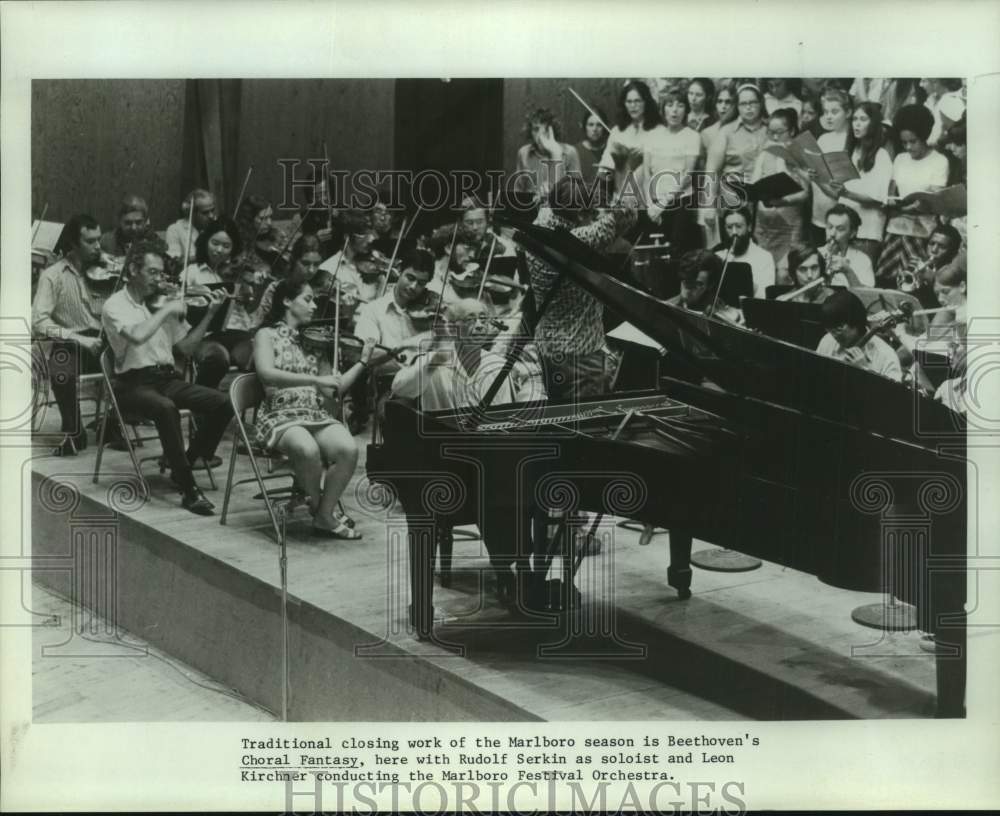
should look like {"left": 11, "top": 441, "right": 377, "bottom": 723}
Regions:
{"left": 235, "top": 79, "right": 395, "bottom": 216}
{"left": 31, "top": 80, "right": 186, "bottom": 231}
{"left": 502, "top": 78, "right": 626, "bottom": 173}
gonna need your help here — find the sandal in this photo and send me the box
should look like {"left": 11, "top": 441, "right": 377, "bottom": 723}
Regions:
{"left": 334, "top": 506, "right": 356, "bottom": 529}
{"left": 311, "top": 520, "right": 362, "bottom": 540}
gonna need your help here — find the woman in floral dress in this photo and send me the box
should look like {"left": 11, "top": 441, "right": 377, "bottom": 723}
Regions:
{"left": 253, "top": 278, "right": 373, "bottom": 539}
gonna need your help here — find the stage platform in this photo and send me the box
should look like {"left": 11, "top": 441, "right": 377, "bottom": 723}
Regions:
{"left": 26, "top": 414, "right": 949, "bottom": 722}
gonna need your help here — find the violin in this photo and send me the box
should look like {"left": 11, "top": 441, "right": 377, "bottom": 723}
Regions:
{"left": 83, "top": 254, "right": 125, "bottom": 295}
{"left": 403, "top": 288, "right": 443, "bottom": 332}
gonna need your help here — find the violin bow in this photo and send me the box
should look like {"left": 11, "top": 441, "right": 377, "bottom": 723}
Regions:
{"left": 333, "top": 277, "right": 341, "bottom": 372}
{"left": 430, "top": 223, "right": 460, "bottom": 328}
{"left": 179, "top": 199, "right": 195, "bottom": 301}
{"left": 377, "top": 214, "right": 409, "bottom": 300}
{"left": 322, "top": 142, "right": 336, "bottom": 232}
{"left": 476, "top": 234, "right": 498, "bottom": 301}
{"left": 232, "top": 165, "right": 254, "bottom": 219}
{"left": 707, "top": 241, "right": 734, "bottom": 316}
{"left": 402, "top": 202, "right": 423, "bottom": 240}
{"left": 317, "top": 235, "right": 349, "bottom": 322}
{"left": 567, "top": 87, "right": 612, "bottom": 134}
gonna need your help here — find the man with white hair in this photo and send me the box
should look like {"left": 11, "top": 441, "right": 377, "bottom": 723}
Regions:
{"left": 390, "top": 298, "right": 544, "bottom": 410}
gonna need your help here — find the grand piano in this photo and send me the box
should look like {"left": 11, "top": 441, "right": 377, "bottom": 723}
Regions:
{"left": 366, "top": 222, "right": 968, "bottom": 717}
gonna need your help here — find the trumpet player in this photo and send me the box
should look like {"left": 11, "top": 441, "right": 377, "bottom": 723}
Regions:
{"left": 819, "top": 205, "right": 874, "bottom": 287}
{"left": 899, "top": 223, "right": 962, "bottom": 309}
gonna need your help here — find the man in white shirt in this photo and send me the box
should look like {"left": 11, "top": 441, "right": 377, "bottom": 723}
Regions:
{"left": 318, "top": 209, "right": 374, "bottom": 295}
{"left": 165, "top": 189, "right": 216, "bottom": 259}
{"left": 715, "top": 207, "right": 775, "bottom": 297}
{"left": 820, "top": 204, "right": 875, "bottom": 287}
{"left": 101, "top": 239, "right": 233, "bottom": 514}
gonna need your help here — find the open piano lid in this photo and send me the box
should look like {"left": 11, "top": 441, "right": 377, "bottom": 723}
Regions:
{"left": 511, "top": 220, "right": 965, "bottom": 450}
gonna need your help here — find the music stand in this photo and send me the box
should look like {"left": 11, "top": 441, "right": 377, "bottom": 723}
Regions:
{"left": 743, "top": 298, "right": 828, "bottom": 350}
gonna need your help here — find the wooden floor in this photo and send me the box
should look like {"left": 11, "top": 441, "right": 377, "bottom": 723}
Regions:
{"left": 31, "top": 585, "right": 274, "bottom": 722}
{"left": 27, "top": 400, "right": 971, "bottom": 721}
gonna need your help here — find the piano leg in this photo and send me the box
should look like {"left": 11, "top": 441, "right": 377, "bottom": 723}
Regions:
{"left": 668, "top": 529, "right": 693, "bottom": 600}
{"left": 408, "top": 520, "right": 436, "bottom": 641}
{"left": 436, "top": 525, "right": 454, "bottom": 588}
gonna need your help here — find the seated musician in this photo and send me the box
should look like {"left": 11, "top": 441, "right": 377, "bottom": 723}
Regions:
{"left": 165, "top": 189, "right": 216, "bottom": 260}
{"left": 31, "top": 214, "right": 106, "bottom": 455}
{"left": 429, "top": 198, "right": 512, "bottom": 275}
{"left": 667, "top": 249, "right": 745, "bottom": 325}
{"left": 100, "top": 194, "right": 153, "bottom": 257}
{"left": 354, "top": 247, "right": 436, "bottom": 374}
{"left": 784, "top": 244, "right": 836, "bottom": 303}
{"left": 370, "top": 200, "right": 401, "bottom": 255}
{"left": 390, "top": 298, "right": 546, "bottom": 605}
{"left": 715, "top": 207, "right": 775, "bottom": 297}
{"left": 931, "top": 252, "right": 967, "bottom": 330}
{"left": 390, "top": 297, "right": 545, "bottom": 409}
{"left": 526, "top": 174, "right": 637, "bottom": 400}
{"left": 101, "top": 239, "right": 233, "bottom": 515}
{"left": 815, "top": 289, "right": 902, "bottom": 381}
{"left": 258, "top": 235, "right": 325, "bottom": 321}
{"left": 253, "top": 279, "right": 374, "bottom": 539}
{"left": 902, "top": 223, "right": 962, "bottom": 310}
{"left": 183, "top": 219, "right": 265, "bottom": 391}
{"left": 820, "top": 204, "right": 875, "bottom": 287}
{"left": 318, "top": 208, "right": 374, "bottom": 286}
{"left": 235, "top": 194, "right": 285, "bottom": 273}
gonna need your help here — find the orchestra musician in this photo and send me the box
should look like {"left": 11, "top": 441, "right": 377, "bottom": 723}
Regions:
{"left": 318, "top": 208, "right": 373, "bottom": 301}
{"left": 252, "top": 279, "right": 374, "bottom": 539}
{"left": 234, "top": 193, "right": 285, "bottom": 273}
{"left": 668, "top": 248, "right": 745, "bottom": 325}
{"left": 784, "top": 244, "right": 836, "bottom": 304}
{"left": 902, "top": 223, "right": 962, "bottom": 310}
{"left": 819, "top": 204, "right": 875, "bottom": 287}
{"left": 526, "top": 174, "right": 637, "bottom": 400}
{"left": 258, "top": 235, "right": 325, "bottom": 322}
{"left": 715, "top": 206, "right": 776, "bottom": 297}
{"left": 32, "top": 214, "right": 107, "bottom": 455}
{"left": 101, "top": 239, "right": 233, "bottom": 515}
{"left": 183, "top": 218, "right": 264, "bottom": 391}
{"left": 100, "top": 194, "right": 153, "bottom": 257}
{"left": 930, "top": 252, "right": 967, "bottom": 331}
{"left": 815, "top": 289, "right": 902, "bottom": 381}
{"left": 165, "top": 189, "right": 217, "bottom": 260}
{"left": 353, "top": 247, "right": 437, "bottom": 375}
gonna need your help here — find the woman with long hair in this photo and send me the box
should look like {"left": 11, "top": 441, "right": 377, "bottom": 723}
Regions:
{"left": 575, "top": 104, "right": 610, "bottom": 184}
{"left": 253, "top": 278, "right": 373, "bottom": 539}
{"left": 876, "top": 104, "right": 950, "bottom": 286}
{"left": 807, "top": 87, "right": 853, "bottom": 245}
{"left": 831, "top": 101, "right": 893, "bottom": 264}
{"left": 597, "top": 79, "right": 664, "bottom": 193}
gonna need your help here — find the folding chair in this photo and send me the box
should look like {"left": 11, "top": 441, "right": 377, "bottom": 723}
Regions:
{"left": 220, "top": 373, "right": 297, "bottom": 543}
{"left": 31, "top": 339, "right": 105, "bottom": 439}
{"left": 92, "top": 348, "right": 216, "bottom": 494}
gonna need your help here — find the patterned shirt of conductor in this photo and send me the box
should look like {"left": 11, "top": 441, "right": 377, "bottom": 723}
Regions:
{"left": 101, "top": 240, "right": 234, "bottom": 515}
{"left": 526, "top": 175, "right": 638, "bottom": 400}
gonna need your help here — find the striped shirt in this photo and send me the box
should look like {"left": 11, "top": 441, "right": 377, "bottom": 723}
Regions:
{"left": 32, "top": 258, "right": 104, "bottom": 339}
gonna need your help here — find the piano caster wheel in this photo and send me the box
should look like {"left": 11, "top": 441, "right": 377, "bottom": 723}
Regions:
{"left": 677, "top": 588, "right": 692, "bottom": 600}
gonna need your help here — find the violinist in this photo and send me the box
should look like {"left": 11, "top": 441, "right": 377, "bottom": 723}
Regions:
{"left": 370, "top": 200, "right": 401, "bottom": 255}
{"left": 101, "top": 239, "right": 233, "bottom": 515}
{"left": 815, "top": 289, "right": 902, "bottom": 381}
{"left": 235, "top": 194, "right": 287, "bottom": 274}
{"left": 354, "top": 247, "right": 436, "bottom": 375}
{"left": 258, "top": 235, "right": 325, "bottom": 323}
{"left": 100, "top": 194, "right": 152, "bottom": 257}
{"left": 165, "top": 189, "right": 216, "bottom": 260}
{"left": 183, "top": 219, "right": 263, "bottom": 390}
{"left": 667, "top": 249, "right": 745, "bottom": 325}
{"left": 31, "top": 214, "right": 106, "bottom": 455}
{"left": 714, "top": 207, "right": 775, "bottom": 297}
{"left": 318, "top": 208, "right": 373, "bottom": 282}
